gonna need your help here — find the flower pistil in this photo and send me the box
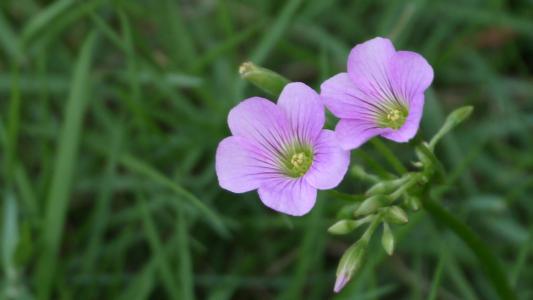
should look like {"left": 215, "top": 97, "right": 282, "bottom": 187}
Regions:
{"left": 282, "top": 144, "right": 313, "bottom": 178}
{"left": 377, "top": 104, "right": 408, "bottom": 130}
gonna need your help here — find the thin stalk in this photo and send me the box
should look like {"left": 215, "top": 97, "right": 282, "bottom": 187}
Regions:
{"left": 389, "top": 174, "right": 420, "bottom": 200}
{"left": 370, "top": 139, "right": 407, "bottom": 175}
{"left": 361, "top": 215, "right": 382, "bottom": 244}
{"left": 421, "top": 193, "right": 517, "bottom": 300}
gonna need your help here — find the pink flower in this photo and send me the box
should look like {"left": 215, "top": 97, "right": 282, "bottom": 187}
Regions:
{"left": 321, "top": 37, "right": 434, "bottom": 150}
{"left": 216, "top": 83, "right": 350, "bottom": 216}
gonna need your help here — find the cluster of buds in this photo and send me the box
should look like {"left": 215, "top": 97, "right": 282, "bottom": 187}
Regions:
{"left": 328, "top": 171, "right": 415, "bottom": 292}
{"left": 329, "top": 106, "right": 473, "bottom": 292}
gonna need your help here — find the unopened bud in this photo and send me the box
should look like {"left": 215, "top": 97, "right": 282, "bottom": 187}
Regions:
{"left": 328, "top": 216, "right": 373, "bottom": 235}
{"left": 366, "top": 181, "right": 394, "bottom": 195}
{"left": 239, "top": 62, "right": 289, "bottom": 97}
{"left": 334, "top": 241, "right": 367, "bottom": 293}
{"left": 337, "top": 203, "right": 361, "bottom": 219}
{"left": 429, "top": 106, "right": 474, "bottom": 150}
{"left": 406, "top": 195, "right": 421, "bottom": 211}
{"left": 381, "top": 222, "right": 395, "bottom": 256}
{"left": 351, "top": 165, "right": 379, "bottom": 183}
{"left": 354, "top": 195, "right": 389, "bottom": 216}
{"left": 415, "top": 144, "right": 433, "bottom": 169}
{"left": 384, "top": 206, "right": 409, "bottom": 224}
{"left": 366, "top": 175, "right": 410, "bottom": 196}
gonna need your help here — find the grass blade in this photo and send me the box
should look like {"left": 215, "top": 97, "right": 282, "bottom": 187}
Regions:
{"left": 119, "top": 154, "right": 228, "bottom": 237}
{"left": 0, "top": 10, "right": 23, "bottom": 63}
{"left": 177, "top": 206, "right": 195, "bottom": 300}
{"left": 427, "top": 251, "right": 446, "bottom": 300}
{"left": 20, "top": 0, "right": 74, "bottom": 46}
{"left": 35, "top": 32, "right": 98, "bottom": 300}
{"left": 138, "top": 196, "right": 180, "bottom": 300}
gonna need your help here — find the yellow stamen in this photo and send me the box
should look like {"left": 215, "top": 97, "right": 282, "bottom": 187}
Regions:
{"left": 291, "top": 152, "right": 306, "bottom": 168}
{"left": 387, "top": 109, "right": 401, "bottom": 122}
{"left": 287, "top": 152, "right": 311, "bottom": 177}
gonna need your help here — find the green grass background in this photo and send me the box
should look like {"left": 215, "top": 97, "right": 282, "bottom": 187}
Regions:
{"left": 0, "top": 0, "right": 532, "bottom": 299}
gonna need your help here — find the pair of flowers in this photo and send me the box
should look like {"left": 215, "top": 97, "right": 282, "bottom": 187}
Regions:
{"left": 216, "top": 37, "right": 434, "bottom": 216}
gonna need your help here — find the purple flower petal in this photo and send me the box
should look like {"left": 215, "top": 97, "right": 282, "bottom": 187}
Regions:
{"left": 217, "top": 83, "right": 351, "bottom": 216}
{"left": 216, "top": 136, "right": 281, "bottom": 193}
{"left": 381, "top": 93, "right": 424, "bottom": 142}
{"left": 321, "top": 37, "right": 434, "bottom": 148}
{"left": 278, "top": 82, "right": 325, "bottom": 142}
{"left": 321, "top": 73, "right": 380, "bottom": 120}
{"left": 304, "top": 130, "right": 350, "bottom": 189}
{"left": 258, "top": 178, "right": 317, "bottom": 216}
{"left": 228, "top": 97, "right": 292, "bottom": 154}
{"left": 389, "top": 51, "right": 434, "bottom": 104}
{"left": 335, "top": 119, "right": 389, "bottom": 150}
{"left": 347, "top": 37, "right": 396, "bottom": 100}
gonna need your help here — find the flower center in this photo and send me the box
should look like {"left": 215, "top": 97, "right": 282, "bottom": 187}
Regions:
{"left": 280, "top": 145, "right": 313, "bottom": 178}
{"left": 377, "top": 104, "right": 408, "bottom": 130}
{"left": 387, "top": 109, "right": 401, "bottom": 122}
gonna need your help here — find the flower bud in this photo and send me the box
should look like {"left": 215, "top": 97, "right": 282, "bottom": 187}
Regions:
{"left": 328, "top": 216, "right": 373, "bottom": 235}
{"left": 415, "top": 144, "right": 433, "bottom": 169}
{"left": 350, "top": 165, "right": 379, "bottom": 183}
{"left": 366, "top": 181, "right": 395, "bottom": 195}
{"left": 406, "top": 195, "right": 421, "bottom": 211}
{"left": 381, "top": 222, "right": 395, "bottom": 256}
{"left": 354, "top": 195, "right": 389, "bottom": 216}
{"left": 383, "top": 206, "right": 408, "bottom": 224}
{"left": 429, "top": 106, "right": 473, "bottom": 150}
{"left": 334, "top": 241, "right": 367, "bottom": 293}
{"left": 337, "top": 203, "right": 361, "bottom": 219}
{"left": 366, "top": 175, "right": 410, "bottom": 196}
{"left": 239, "top": 62, "right": 289, "bottom": 97}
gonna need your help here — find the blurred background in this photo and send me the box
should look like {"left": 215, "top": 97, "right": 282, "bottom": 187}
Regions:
{"left": 0, "top": 0, "right": 532, "bottom": 299}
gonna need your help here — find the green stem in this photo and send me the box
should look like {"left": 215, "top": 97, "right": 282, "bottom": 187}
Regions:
{"left": 389, "top": 173, "right": 420, "bottom": 200}
{"left": 421, "top": 194, "right": 517, "bottom": 300}
{"left": 361, "top": 215, "right": 381, "bottom": 244}
{"left": 370, "top": 139, "right": 407, "bottom": 175}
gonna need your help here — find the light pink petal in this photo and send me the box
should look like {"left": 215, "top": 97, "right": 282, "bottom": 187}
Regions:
{"left": 347, "top": 37, "right": 396, "bottom": 101}
{"left": 389, "top": 51, "right": 434, "bottom": 104}
{"left": 216, "top": 136, "right": 282, "bottom": 193}
{"left": 277, "top": 82, "right": 325, "bottom": 142}
{"left": 228, "top": 97, "right": 292, "bottom": 154}
{"left": 335, "top": 119, "right": 390, "bottom": 150}
{"left": 321, "top": 73, "right": 385, "bottom": 121}
{"left": 258, "top": 178, "right": 317, "bottom": 216}
{"left": 381, "top": 93, "right": 424, "bottom": 143}
{"left": 304, "top": 130, "right": 350, "bottom": 189}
